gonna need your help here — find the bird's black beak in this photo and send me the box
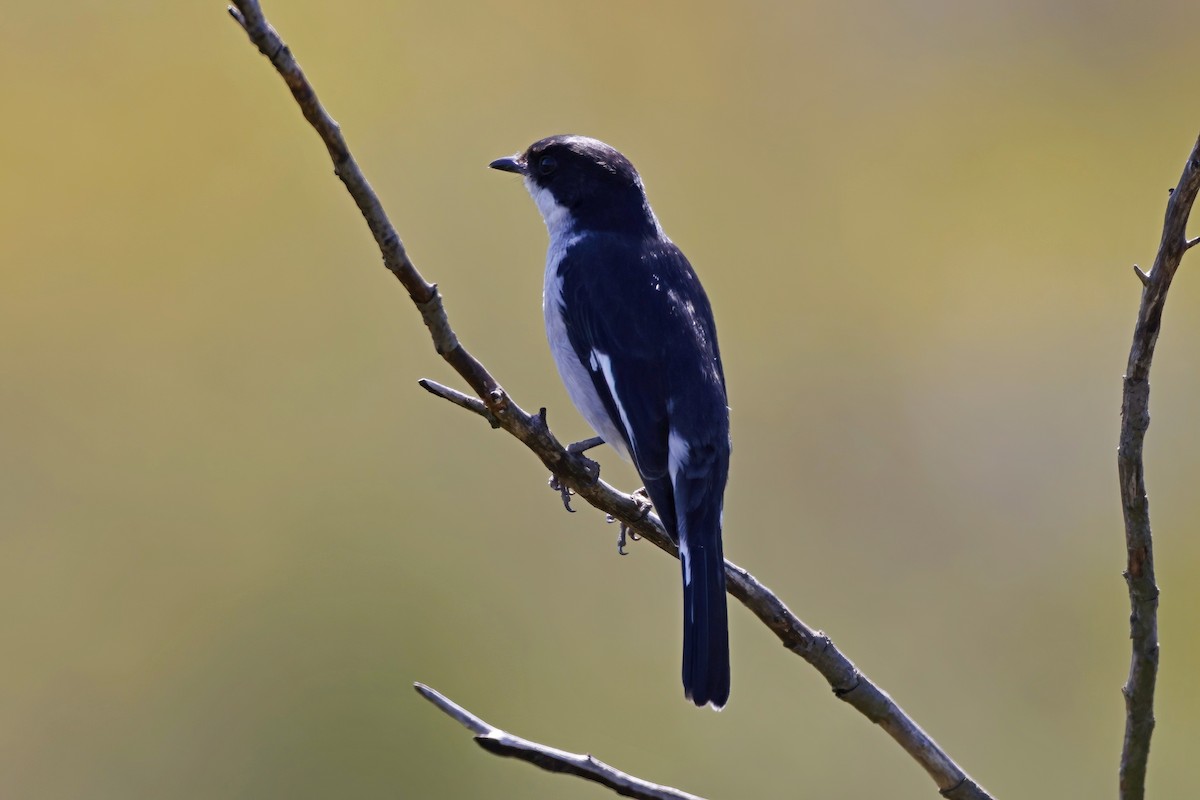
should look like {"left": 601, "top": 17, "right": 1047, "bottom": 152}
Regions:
{"left": 489, "top": 155, "right": 525, "bottom": 175}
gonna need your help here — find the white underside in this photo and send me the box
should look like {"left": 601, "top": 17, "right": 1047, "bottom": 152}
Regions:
{"left": 544, "top": 260, "right": 632, "bottom": 462}
{"left": 530, "top": 178, "right": 632, "bottom": 462}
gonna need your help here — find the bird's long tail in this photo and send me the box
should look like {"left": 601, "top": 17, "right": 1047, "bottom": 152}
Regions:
{"left": 677, "top": 474, "right": 730, "bottom": 709}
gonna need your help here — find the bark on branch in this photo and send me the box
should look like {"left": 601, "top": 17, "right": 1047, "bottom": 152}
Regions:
{"left": 415, "top": 683, "right": 708, "bottom": 800}
{"left": 1116, "top": 133, "right": 1200, "bottom": 800}
{"left": 228, "top": 2, "right": 993, "bottom": 797}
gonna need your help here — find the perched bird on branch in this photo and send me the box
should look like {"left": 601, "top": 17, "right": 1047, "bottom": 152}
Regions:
{"left": 491, "top": 136, "right": 732, "bottom": 708}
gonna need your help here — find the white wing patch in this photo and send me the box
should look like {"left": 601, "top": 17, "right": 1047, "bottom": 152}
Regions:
{"left": 668, "top": 428, "right": 691, "bottom": 485}
{"left": 669, "top": 428, "right": 693, "bottom": 588}
{"left": 593, "top": 350, "right": 637, "bottom": 459}
{"left": 543, "top": 262, "right": 630, "bottom": 461}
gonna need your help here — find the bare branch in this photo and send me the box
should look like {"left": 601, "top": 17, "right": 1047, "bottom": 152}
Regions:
{"left": 228, "top": 3, "right": 994, "bottom": 798}
{"left": 415, "top": 683, "right": 708, "bottom": 800}
{"left": 415, "top": 682, "right": 491, "bottom": 735}
{"left": 418, "top": 378, "right": 497, "bottom": 426}
{"left": 227, "top": 0, "right": 498, "bottom": 402}
{"left": 1117, "top": 133, "right": 1200, "bottom": 800}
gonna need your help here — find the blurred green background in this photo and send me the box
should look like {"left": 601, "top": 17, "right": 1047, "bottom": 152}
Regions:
{"left": 4, "top": 1, "right": 1200, "bottom": 797}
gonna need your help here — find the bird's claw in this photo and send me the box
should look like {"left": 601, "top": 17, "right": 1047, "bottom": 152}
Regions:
{"left": 548, "top": 437, "right": 605, "bottom": 513}
{"left": 616, "top": 522, "right": 644, "bottom": 555}
{"left": 609, "top": 489, "right": 652, "bottom": 555}
{"left": 549, "top": 474, "right": 576, "bottom": 512}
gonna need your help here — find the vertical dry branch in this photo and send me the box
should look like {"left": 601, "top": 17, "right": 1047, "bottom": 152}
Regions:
{"left": 1117, "top": 133, "right": 1200, "bottom": 800}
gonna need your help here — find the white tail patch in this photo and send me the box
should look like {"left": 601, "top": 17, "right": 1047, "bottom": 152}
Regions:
{"left": 679, "top": 536, "right": 692, "bottom": 592}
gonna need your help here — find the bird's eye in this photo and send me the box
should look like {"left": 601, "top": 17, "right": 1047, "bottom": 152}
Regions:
{"left": 537, "top": 155, "right": 557, "bottom": 176}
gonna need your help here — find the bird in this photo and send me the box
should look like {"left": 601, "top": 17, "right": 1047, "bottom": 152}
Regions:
{"left": 490, "top": 135, "right": 731, "bottom": 708}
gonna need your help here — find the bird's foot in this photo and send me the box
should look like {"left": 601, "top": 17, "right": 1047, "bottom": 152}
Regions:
{"left": 567, "top": 436, "right": 604, "bottom": 455}
{"left": 548, "top": 437, "right": 605, "bottom": 512}
{"left": 609, "top": 487, "right": 652, "bottom": 555}
{"left": 549, "top": 473, "right": 576, "bottom": 512}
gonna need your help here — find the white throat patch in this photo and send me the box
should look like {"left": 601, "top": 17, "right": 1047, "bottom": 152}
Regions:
{"left": 523, "top": 177, "right": 575, "bottom": 241}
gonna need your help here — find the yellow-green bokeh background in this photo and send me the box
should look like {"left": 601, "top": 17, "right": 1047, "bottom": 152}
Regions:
{"left": 4, "top": 2, "right": 1200, "bottom": 797}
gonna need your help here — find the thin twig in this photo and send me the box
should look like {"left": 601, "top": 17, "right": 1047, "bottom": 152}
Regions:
{"left": 1116, "top": 133, "right": 1200, "bottom": 800}
{"left": 415, "top": 683, "right": 708, "bottom": 800}
{"left": 418, "top": 378, "right": 498, "bottom": 427}
{"left": 227, "top": 3, "right": 994, "bottom": 798}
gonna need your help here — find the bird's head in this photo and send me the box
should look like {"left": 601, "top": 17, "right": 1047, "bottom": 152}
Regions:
{"left": 490, "top": 135, "right": 660, "bottom": 237}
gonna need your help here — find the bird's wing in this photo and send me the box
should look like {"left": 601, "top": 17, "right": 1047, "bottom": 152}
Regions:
{"left": 556, "top": 236, "right": 673, "bottom": 483}
{"left": 556, "top": 235, "right": 726, "bottom": 487}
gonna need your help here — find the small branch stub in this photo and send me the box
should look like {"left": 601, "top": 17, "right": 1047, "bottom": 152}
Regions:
{"left": 418, "top": 378, "right": 499, "bottom": 427}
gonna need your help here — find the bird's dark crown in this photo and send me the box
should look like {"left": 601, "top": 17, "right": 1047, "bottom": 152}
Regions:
{"left": 497, "top": 135, "right": 660, "bottom": 236}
